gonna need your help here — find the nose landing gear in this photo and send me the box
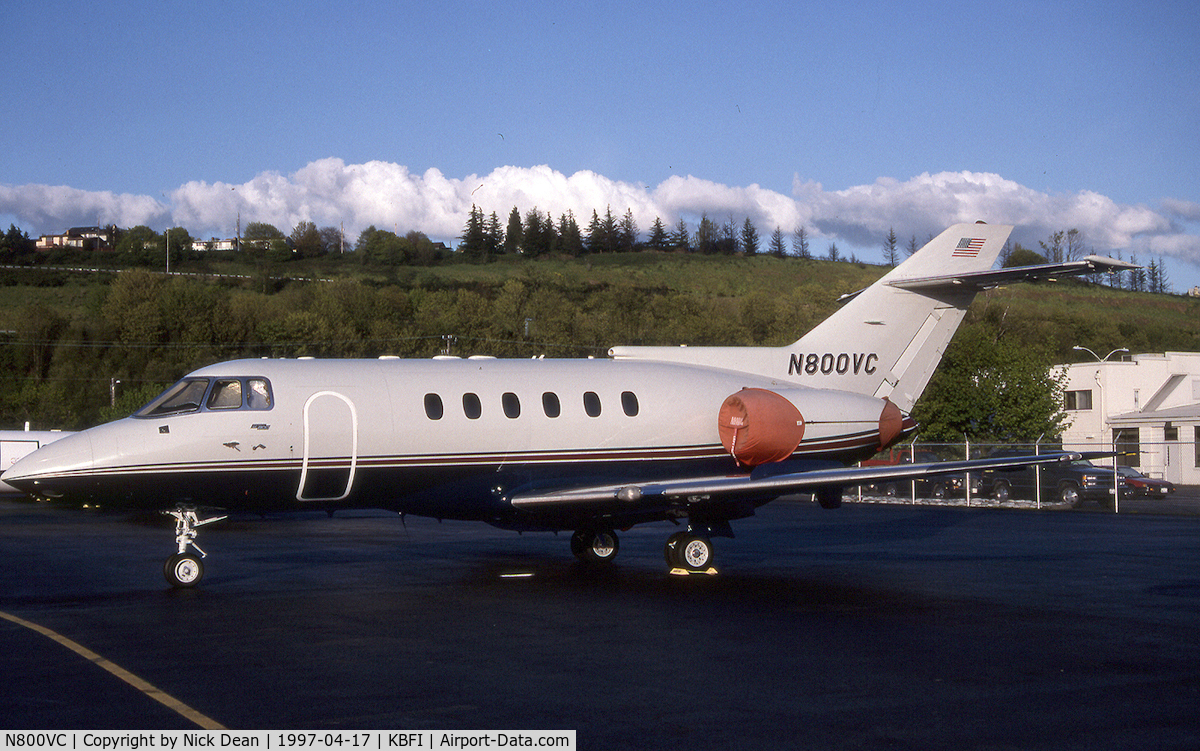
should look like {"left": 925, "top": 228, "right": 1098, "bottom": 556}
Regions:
{"left": 162, "top": 506, "right": 227, "bottom": 588}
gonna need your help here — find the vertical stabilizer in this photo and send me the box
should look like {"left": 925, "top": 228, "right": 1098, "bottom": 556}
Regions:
{"left": 609, "top": 222, "right": 1013, "bottom": 411}
{"left": 787, "top": 222, "right": 1011, "bottom": 410}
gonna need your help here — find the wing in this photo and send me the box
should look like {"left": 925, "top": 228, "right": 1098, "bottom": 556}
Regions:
{"left": 508, "top": 451, "right": 1107, "bottom": 508}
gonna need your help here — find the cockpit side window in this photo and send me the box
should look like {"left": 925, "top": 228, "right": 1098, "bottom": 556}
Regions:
{"left": 135, "top": 376, "right": 273, "bottom": 417}
{"left": 246, "top": 379, "right": 273, "bottom": 410}
{"left": 207, "top": 379, "right": 242, "bottom": 409}
{"left": 138, "top": 379, "right": 210, "bottom": 417}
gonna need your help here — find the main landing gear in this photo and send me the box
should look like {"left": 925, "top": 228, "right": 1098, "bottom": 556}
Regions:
{"left": 569, "top": 526, "right": 719, "bottom": 575}
{"left": 162, "top": 506, "right": 227, "bottom": 588}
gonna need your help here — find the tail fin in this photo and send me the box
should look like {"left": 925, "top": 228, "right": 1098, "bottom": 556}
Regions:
{"left": 787, "top": 222, "right": 1012, "bottom": 410}
{"left": 611, "top": 222, "right": 1129, "bottom": 412}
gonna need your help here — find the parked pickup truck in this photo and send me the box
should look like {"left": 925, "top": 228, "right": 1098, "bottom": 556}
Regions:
{"left": 859, "top": 447, "right": 979, "bottom": 499}
{"left": 977, "top": 450, "right": 1125, "bottom": 507}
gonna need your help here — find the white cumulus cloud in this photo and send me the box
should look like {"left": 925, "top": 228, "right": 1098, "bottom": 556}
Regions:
{"left": 3, "top": 162, "right": 1198, "bottom": 280}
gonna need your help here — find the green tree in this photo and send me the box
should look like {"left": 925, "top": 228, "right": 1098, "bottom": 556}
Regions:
{"left": 558, "top": 211, "right": 584, "bottom": 256}
{"left": 617, "top": 209, "right": 639, "bottom": 252}
{"left": 647, "top": 217, "right": 669, "bottom": 250}
{"left": 883, "top": 227, "right": 899, "bottom": 266}
{"left": 740, "top": 217, "right": 760, "bottom": 255}
{"left": 695, "top": 213, "right": 718, "bottom": 254}
{"left": 913, "top": 314, "right": 1068, "bottom": 442}
{"left": 768, "top": 227, "right": 786, "bottom": 257}
{"left": 792, "top": 225, "right": 810, "bottom": 259}
{"left": 503, "top": 207, "right": 523, "bottom": 255}
{"left": 290, "top": 220, "right": 323, "bottom": 258}
{"left": 672, "top": 218, "right": 691, "bottom": 252}
{"left": 458, "top": 205, "right": 487, "bottom": 261}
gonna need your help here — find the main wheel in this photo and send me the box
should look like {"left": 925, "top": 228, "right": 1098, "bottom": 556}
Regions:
{"left": 164, "top": 552, "right": 204, "bottom": 588}
{"left": 664, "top": 531, "right": 689, "bottom": 566}
{"left": 676, "top": 535, "right": 713, "bottom": 572}
{"left": 573, "top": 529, "right": 619, "bottom": 565}
{"left": 991, "top": 481, "right": 1011, "bottom": 503}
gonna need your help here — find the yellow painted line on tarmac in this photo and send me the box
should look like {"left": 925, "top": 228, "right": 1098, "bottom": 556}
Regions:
{"left": 0, "top": 609, "right": 226, "bottom": 730}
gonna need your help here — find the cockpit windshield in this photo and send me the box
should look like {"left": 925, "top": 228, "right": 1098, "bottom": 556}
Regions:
{"left": 135, "top": 377, "right": 273, "bottom": 417}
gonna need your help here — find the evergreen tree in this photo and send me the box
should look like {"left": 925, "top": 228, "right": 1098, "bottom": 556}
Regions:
{"left": 882, "top": 227, "right": 899, "bottom": 266}
{"left": 503, "top": 207, "right": 523, "bottom": 255}
{"left": 768, "top": 226, "right": 787, "bottom": 257}
{"left": 906, "top": 234, "right": 920, "bottom": 257}
{"left": 647, "top": 217, "right": 670, "bottom": 250}
{"left": 827, "top": 242, "right": 841, "bottom": 262}
{"left": 696, "top": 212, "right": 719, "bottom": 254}
{"left": 673, "top": 218, "right": 691, "bottom": 252}
{"left": 558, "top": 211, "right": 585, "bottom": 256}
{"left": 617, "top": 209, "right": 639, "bottom": 252}
{"left": 485, "top": 211, "right": 504, "bottom": 256}
{"left": 792, "top": 225, "right": 810, "bottom": 259}
{"left": 740, "top": 217, "right": 760, "bottom": 255}
{"left": 458, "top": 205, "right": 487, "bottom": 260}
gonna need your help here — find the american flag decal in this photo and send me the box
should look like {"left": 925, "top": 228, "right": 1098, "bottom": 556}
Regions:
{"left": 952, "top": 237, "right": 985, "bottom": 257}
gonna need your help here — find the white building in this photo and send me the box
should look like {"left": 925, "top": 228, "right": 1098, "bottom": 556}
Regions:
{"left": 1059, "top": 351, "right": 1200, "bottom": 486}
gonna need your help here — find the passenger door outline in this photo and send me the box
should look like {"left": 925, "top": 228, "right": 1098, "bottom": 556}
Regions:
{"left": 297, "top": 391, "right": 358, "bottom": 502}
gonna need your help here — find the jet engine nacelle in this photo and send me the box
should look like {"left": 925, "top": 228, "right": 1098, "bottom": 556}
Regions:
{"left": 718, "top": 387, "right": 907, "bottom": 467}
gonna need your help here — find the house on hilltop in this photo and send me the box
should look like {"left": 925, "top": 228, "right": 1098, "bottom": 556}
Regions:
{"left": 36, "top": 226, "right": 117, "bottom": 252}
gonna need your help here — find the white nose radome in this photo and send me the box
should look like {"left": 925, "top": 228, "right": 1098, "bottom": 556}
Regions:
{"left": 2, "top": 431, "right": 95, "bottom": 497}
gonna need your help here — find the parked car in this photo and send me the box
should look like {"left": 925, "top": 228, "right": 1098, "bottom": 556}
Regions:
{"left": 978, "top": 451, "right": 1125, "bottom": 508}
{"left": 1117, "top": 467, "right": 1176, "bottom": 497}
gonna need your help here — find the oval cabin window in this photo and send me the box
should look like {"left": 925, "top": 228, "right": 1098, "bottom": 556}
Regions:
{"left": 424, "top": 394, "right": 443, "bottom": 420}
{"left": 583, "top": 391, "right": 602, "bottom": 418}
{"left": 463, "top": 393, "right": 482, "bottom": 420}
{"left": 542, "top": 392, "right": 561, "bottom": 418}
{"left": 502, "top": 392, "right": 521, "bottom": 419}
{"left": 621, "top": 391, "right": 639, "bottom": 417}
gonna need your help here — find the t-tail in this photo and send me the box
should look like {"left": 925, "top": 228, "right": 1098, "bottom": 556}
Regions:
{"left": 611, "top": 221, "right": 1135, "bottom": 412}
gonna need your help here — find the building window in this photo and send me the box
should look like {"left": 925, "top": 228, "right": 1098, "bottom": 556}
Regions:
{"left": 424, "top": 394, "right": 443, "bottom": 420}
{"left": 1065, "top": 390, "right": 1093, "bottom": 411}
{"left": 502, "top": 392, "right": 521, "bottom": 419}
{"left": 542, "top": 392, "right": 561, "bottom": 418}
{"left": 463, "top": 393, "right": 482, "bottom": 420}
{"left": 621, "top": 391, "right": 639, "bottom": 417}
{"left": 1114, "top": 428, "right": 1139, "bottom": 467}
{"left": 583, "top": 391, "right": 602, "bottom": 418}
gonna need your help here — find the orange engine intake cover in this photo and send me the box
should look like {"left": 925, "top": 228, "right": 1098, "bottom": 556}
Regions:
{"left": 717, "top": 388, "right": 806, "bottom": 467}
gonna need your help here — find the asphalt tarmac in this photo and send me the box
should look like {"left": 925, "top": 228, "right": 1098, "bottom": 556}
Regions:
{"left": 3, "top": 494, "right": 1200, "bottom": 750}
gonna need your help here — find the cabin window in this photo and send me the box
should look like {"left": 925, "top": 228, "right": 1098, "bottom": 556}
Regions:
{"left": 138, "top": 378, "right": 210, "bottom": 416}
{"left": 424, "top": 393, "right": 444, "bottom": 420}
{"left": 583, "top": 391, "right": 602, "bottom": 418}
{"left": 621, "top": 391, "right": 639, "bottom": 417}
{"left": 502, "top": 392, "right": 521, "bottom": 419}
{"left": 463, "top": 393, "right": 482, "bottom": 420}
{"left": 207, "top": 379, "right": 242, "bottom": 409}
{"left": 542, "top": 392, "right": 561, "bottom": 418}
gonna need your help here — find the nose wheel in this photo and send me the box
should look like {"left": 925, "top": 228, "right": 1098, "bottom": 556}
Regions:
{"left": 162, "top": 506, "right": 227, "bottom": 588}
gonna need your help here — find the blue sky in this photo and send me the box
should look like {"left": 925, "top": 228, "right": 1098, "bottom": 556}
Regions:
{"left": 4, "top": 0, "right": 1199, "bottom": 290}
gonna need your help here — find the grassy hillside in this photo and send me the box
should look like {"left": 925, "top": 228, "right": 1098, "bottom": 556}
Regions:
{"left": 1, "top": 252, "right": 1197, "bottom": 429}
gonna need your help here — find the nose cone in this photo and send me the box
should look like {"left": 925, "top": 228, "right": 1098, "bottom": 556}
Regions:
{"left": 3, "top": 431, "right": 94, "bottom": 498}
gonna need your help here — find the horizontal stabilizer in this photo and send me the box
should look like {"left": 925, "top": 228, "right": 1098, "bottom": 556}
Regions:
{"left": 888, "top": 255, "right": 1140, "bottom": 293}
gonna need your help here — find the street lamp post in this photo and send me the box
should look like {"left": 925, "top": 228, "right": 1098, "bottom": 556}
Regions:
{"left": 1072, "top": 345, "right": 1128, "bottom": 362}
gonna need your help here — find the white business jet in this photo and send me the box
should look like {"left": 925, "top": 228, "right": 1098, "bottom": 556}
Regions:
{"left": 2, "top": 223, "right": 1134, "bottom": 586}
